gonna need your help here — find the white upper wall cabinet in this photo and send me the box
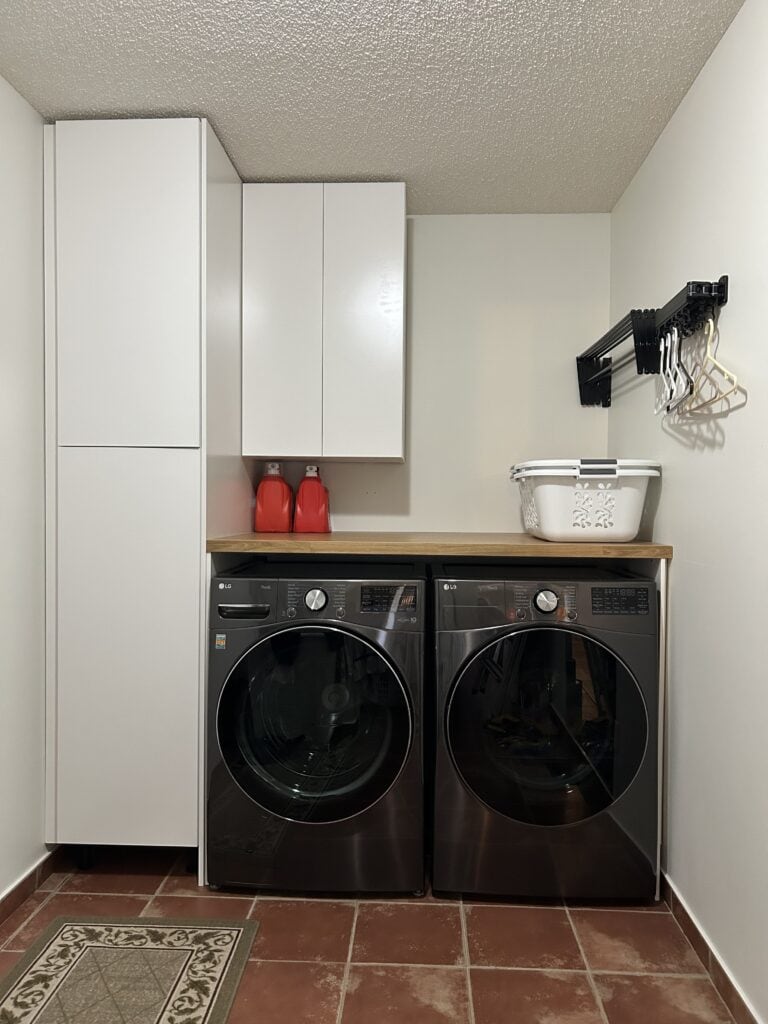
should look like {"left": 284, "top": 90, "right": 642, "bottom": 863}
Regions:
{"left": 53, "top": 119, "right": 202, "bottom": 447}
{"left": 242, "top": 184, "right": 323, "bottom": 457}
{"left": 322, "top": 183, "right": 406, "bottom": 459}
{"left": 241, "top": 181, "right": 406, "bottom": 460}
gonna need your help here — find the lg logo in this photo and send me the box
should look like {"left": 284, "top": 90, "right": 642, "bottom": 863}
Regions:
{"left": 218, "top": 582, "right": 232, "bottom": 590}
{"left": 442, "top": 583, "right": 457, "bottom": 591}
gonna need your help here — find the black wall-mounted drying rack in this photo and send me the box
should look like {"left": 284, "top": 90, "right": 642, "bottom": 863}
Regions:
{"left": 576, "top": 275, "right": 729, "bottom": 407}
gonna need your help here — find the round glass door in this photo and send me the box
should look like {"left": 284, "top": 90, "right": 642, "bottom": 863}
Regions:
{"left": 217, "top": 626, "right": 412, "bottom": 823}
{"left": 447, "top": 629, "right": 648, "bottom": 827}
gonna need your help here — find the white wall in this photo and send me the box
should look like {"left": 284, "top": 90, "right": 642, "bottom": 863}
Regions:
{"left": 316, "top": 214, "right": 609, "bottom": 530}
{"left": 608, "top": 0, "right": 767, "bottom": 1017}
{"left": 0, "top": 77, "right": 46, "bottom": 895}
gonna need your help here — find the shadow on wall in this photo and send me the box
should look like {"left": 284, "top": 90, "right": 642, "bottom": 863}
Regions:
{"left": 321, "top": 461, "right": 411, "bottom": 517}
{"left": 612, "top": 319, "right": 747, "bottom": 541}
{"left": 245, "top": 460, "right": 412, "bottom": 519}
{"left": 612, "top": 320, "right": 747, "bottom": 456}
{"left": 636, "top": 475, "right": 661, "bottom": 542}
{"left": 613, "top": 376, "right": 747, "bottom": 456}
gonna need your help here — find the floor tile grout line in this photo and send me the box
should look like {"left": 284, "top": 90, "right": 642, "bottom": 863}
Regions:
{"left": 581, "top": 969, "right": 710, "bottom": 979}
{"left": 244, "top": 894, "right": 360, "bottom": 905}
{"left": 347, "top": 960, "right": 472, "bottom": 970}
{"left": 70, "top": 890, "right": 254, "bottom": 901}
{"left": 139, "top": 855, "right": 179, "bottom": 918}
{"left": 136, "top": 895, "right": 157, "bottom": 920}
{"left": 1, "top": 885, "right": 66, "bottom": 951}
{"left": 29, "top": 890, "right": 673, "bottom": 912}
{"left": 239, "top": 959, "right": 710, "bottom": 977}
{"left": 459, "top": 902, "right": 477, "bottom": 1024}
{"left": 38, "top": 871, "right": 72, "bottom": 896}
{"left": 564, "top": 903, "right": 611, "bottom": 1024}
{"left": 460, "top": 903, "right": 669, "bottom": 914}
{"left": 241, "top": 895, "right": 456, "bottom": 905}
{"left": 564, "top": 905, "right": 670, "bottom": 915}
{"left": 334, "top": 900, "right": 359, "bottom": 1024}
{"left": 146, "top": 855, "right": 183, "bottom": 909}
{"left": 708, "top": 979, "right": 739, "bottom": 1024}
{"left": 461, "top": 903, "right": 566, "bottom": 912}
{"left": 249, "top": 958, "right": 350, "bottom": 966}
{"left": 665, "top": 909, "right": 738, "bottom": 1024}
{"left": 667, "top": 903, "right": 714, "bottom": 974}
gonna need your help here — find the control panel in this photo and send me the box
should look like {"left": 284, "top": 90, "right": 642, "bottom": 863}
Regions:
{"left": 436, "top": 576, "right": 656, "bottom": 632}
{"left": 279, "top": 579, "right": 423, "bottom": 630}
{"left": 507, "top": 582, "right": 578, "bottom": 623}
{"left": 591, "top": 586, "right": 650, "bottom": 616}
{"left": 284, "top": 580, "right": 348, "bottom": 621}
{"left": 211, "top": 576, "right": 424, "bottom": 631}
{"left": 360, "top": 584, "right": 418, "bottom": 614}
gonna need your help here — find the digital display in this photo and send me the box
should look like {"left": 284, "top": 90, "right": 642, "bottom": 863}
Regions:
{"left": 361, "top": 585, "right": 418, "bottom": 614}
{"left": 592, "top": 586, "right": 650, "bottom": 616}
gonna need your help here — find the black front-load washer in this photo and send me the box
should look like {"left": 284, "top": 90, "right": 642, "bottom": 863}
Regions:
{"left": 433, "top": 568, "right": 660, "bottom": 900}
{"left": 207, "top": 565, "right": 424, "bottom": 894}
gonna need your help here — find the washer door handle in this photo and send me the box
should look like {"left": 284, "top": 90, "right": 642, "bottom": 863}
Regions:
{"left": 217, "top": 603, "right": 271, "bottom": 619}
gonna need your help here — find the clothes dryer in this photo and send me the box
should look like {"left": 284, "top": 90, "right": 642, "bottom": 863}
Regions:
{"left": 433, "top": 569, "right": 660, "bottom": 899}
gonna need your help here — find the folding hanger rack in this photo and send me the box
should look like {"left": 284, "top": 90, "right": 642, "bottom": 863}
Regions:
{"left": 576, "top": 276, "right": 729, "bottom": 407}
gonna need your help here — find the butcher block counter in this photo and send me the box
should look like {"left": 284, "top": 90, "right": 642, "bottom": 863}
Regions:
{"left": 206, "top": 531, "right": 672, "bottom": 560}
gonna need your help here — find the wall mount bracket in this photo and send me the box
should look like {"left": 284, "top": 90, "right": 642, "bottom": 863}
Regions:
{"left": 576, "top": 275, "right": 729, "bottom": 407}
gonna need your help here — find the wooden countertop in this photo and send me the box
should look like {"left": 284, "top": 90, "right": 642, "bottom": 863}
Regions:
{"left": 206, "top": 531, "right": 672, "bottom": 559}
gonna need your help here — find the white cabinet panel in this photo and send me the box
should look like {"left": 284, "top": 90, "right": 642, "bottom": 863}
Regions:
{"left": 242, "top": 184, "right": 323, "bottom": 457}
{"left": 55, "top": 446, "right": 201, "bottom": 846}
{"left": 322, "top": 183, "right": 405, "bottom": 459}
{"left": 204, "top": 125, "right": 252, "bottom": 538}
{"left": 55, "top": 119, "right": 201, "bottom": 448}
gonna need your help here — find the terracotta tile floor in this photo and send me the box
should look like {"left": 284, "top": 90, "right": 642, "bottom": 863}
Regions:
{"left": 0, "top": 849, "right": 736, "bottom": 1024}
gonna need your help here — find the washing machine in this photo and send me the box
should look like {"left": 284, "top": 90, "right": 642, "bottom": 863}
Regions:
{"left": 433, "top": 568, "right": 660, "bottom": 900}
{"left": 206, "top": 564, "right": 425, "bottom": 894}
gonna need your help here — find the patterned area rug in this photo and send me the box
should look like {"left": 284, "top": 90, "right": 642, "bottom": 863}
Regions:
{"left": 0, "top": 917, "right": 257, "bottom": 1024}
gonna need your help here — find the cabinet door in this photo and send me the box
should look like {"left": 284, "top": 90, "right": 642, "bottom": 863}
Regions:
{"left": 54, "top": 119, "right": 201, "bottom": 447}
{"left": 55, "top": 446, "right": 201, "bottom": 846}
{"left": 322, "top": 183, "right": 406, "bottom": 459}
{"left": 242, "top": 184, "right": 323, "bottom": 457}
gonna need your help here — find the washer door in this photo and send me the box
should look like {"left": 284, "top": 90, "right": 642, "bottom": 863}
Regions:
{"left": 217, "top": 626, "right": 413, "bottom": 823}
{"left": 446, "top": 628, "right": 648, "bottom": 826}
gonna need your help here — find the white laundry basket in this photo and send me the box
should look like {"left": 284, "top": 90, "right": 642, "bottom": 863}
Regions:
{"left": 511, "top": 459, "right": 660, "bottom": 542}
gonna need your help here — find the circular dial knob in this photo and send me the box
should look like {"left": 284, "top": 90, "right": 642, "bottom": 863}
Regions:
{"left": 304, "top": 588, "right": 328, "bottom": 612}
{"left": 534, "top": 589, "right": 559, "bottom": 614}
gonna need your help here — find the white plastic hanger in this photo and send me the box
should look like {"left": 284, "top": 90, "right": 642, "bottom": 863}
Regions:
{"left": 654, "top": 330, "right": 674, "bottom": 414}
{"left": 684, "top": 316, "right": 738, "bottom": 412}
{"left": 667, "top": 326, "right": 693, "bottom": 413}
{"left": 653, "top": 332, "right": 667, "bottom": 414}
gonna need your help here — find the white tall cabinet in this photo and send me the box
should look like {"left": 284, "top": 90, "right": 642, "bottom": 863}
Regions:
{"left": 242, "top": 181, "right": 406, "bottom": 460}
{"left": 45, "top": 119, "right": 250, "bottom": 847}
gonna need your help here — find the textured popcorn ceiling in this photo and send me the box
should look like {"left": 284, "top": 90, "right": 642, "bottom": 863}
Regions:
{"left": 0, "top": 0, "right": 744, "bottom": 213}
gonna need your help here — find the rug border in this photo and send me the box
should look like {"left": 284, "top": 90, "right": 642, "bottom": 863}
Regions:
{"left": 0, "top": 915, "right": 259, "bottom": 1023}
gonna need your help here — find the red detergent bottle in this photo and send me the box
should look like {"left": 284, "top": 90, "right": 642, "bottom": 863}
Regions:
{"left": 294, "top": 465, "right": 331, "bottom": 533}
{"left": 254, "top": 462, "right": 293, "bottom": 532}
